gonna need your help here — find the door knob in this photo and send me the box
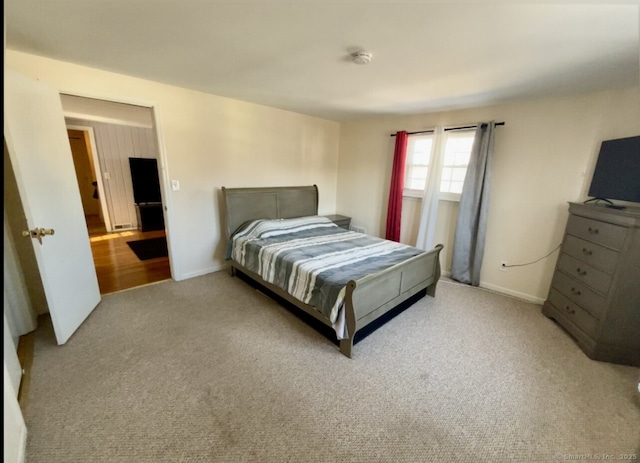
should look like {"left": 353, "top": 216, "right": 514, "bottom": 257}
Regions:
{"left": 22, "top": 228, "right": 55, "bottom": 245}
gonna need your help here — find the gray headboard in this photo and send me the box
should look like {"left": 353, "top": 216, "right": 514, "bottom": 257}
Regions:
{"left": 221, "top": 185, "right": 319, "bottom": 239}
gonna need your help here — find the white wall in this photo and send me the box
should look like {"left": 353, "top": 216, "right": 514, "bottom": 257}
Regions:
{"left": 337, "top": 87, "right": 640, "bottom": 302}
{"left": 4, "top": 312, "right": 23, "bottom": 394}
{"left": 6, "top": 50, "right": 341, "bottom": 280}
{"left": 4, "top": 361, "right": 27, "bottom": 463}
{"left": 4, "top": 213, "right": 38, "bottom": 331}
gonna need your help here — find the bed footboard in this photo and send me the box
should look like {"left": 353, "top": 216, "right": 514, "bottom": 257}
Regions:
{"left": 340, "top": 244, "right": 443, "bottom": 358}
{"left": 230, "top": 244, "right": 443, "bottom": 359}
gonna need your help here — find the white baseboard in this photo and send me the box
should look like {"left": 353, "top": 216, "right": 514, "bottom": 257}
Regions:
{"left": 478, "top": 281, "right": 545, "bottom": 305}
{"left": 175, "top": 263, "right": 228, "bottom": 281}
{"left": 4, "top": 366, "right": 28, "bottom": 463}
{"left": 442, "top": 270, "right": 545, "bottom": 304}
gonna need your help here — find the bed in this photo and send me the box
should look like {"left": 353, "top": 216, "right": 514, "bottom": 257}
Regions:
{"left": 221, "top": 185, "right": 443, "bottom": 358}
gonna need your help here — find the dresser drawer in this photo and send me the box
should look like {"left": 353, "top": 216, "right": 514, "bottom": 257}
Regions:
{"left": 563, "top": 235, "right": 619, "bottom": 274}
{"left": 550, "top": 271, "right": 606, "bottom": 319}
{"left": 557, "top": 253, "right": 612, "bottom": 295}
{"left": 566, "top": 215, "right": 627, "bottom": 250}
{"left": 548, "top": 289, "right": 599, "bottom": 338}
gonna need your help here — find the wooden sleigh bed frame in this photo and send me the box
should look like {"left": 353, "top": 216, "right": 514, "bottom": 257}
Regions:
{"left": 221, "top": 185, "right": 443, "bottom": 358}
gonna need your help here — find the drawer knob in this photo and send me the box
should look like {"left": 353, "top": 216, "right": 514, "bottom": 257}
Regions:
{"left": 581, "top": 248, "right": 593, "bottom": 256}
{"left": 587, "top": 227, "right": 599, "bottom": 234}
{"left": 570, "top": 287, "right": 581, "bottom": 296}
{"left": 576, "top": 268, "right": 587, "bottom": 276}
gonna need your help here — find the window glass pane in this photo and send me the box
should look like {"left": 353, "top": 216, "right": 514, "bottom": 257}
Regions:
{"left": 454, "top": 151, "right": 471, "bottom": 166}
{"left": 406, "top": 167, "right": 427, "bottom": 190}
{"left": 404, "top": 134, "right": 433, "bottom": 194}
{"left": 414, "top": 138, "right": 432, "bottom": 153}
{"left": 410, "top": 166, "right": 428, "bottom": 181}
{"left": 452, "top": 167, "right": 466, "bottom": 182}
{"left": 450, "top": 181, "right": 464, "bottom": 193}
{"left": 411, "top": 137, "right": 432, "bottom": 165}
{"left": 408, "top": 177, "right": 427, "bottom": 190}
{"left": 413, "top": 150, "right": 431, "bottom": 165}
{"left": 439, "top": 131, "right": 474, "bottom": 195}
{"left": 444, "top": 132, "right": 475, "bottom": 166}
{"left": 444, "top": 150, "right": 456, "bottom": 165}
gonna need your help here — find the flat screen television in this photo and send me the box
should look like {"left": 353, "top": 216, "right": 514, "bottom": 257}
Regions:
{"left": 587, "top": 135, "right": 640, "bottom": 207}
{"left": 129, "top": 157, "right": 162, "bottom": 205}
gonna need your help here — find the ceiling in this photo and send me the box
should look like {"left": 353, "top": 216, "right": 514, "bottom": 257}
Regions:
{"left": 5, "top": 1, "right": 640, "bottom": 122}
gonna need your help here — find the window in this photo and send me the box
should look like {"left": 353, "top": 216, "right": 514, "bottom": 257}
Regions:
{"left": 440, "top": 131, "right": 475, "bottom": 197}
{"left": 404, "top": 134, "right": 434, "bottom": 192}
{"left": 404, "top": 129, "right": 475, "bottom": 201}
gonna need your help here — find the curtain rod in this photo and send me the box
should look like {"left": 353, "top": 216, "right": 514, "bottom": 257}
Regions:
{"left": 390, "top": 121, "right": 505, "bottom": 137}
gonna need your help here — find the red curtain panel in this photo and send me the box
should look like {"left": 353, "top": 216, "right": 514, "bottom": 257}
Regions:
{"left": 385, "top": 131, "right": 408, "bottom": 241}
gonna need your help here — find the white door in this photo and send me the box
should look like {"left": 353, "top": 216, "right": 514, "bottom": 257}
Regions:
{"left": 4, "top": 68, "right": 101, "bottom": 345}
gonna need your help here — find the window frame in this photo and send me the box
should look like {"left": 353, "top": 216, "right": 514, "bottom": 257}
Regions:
{"left": 402, "top": 128, "right": 476, "bottom": 202}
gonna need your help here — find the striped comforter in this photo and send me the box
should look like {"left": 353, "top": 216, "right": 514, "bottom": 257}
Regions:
{"left": 230, "top": 216, "right": 426, "bottom": 332}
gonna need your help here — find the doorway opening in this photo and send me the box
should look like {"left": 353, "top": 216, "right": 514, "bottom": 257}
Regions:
{"left": 64, "top": 98, "right": 172, "bottom": 295}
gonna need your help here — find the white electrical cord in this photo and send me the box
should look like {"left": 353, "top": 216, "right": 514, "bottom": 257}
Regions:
{"left": 502, "top": 244, "right": 562, "bottom": 269}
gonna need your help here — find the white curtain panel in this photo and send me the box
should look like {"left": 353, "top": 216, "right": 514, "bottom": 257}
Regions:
{"left": 415, "top": 127, "right": 446, "bottom": 251}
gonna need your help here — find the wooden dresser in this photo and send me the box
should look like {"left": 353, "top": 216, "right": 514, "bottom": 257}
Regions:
{"left": 542, "top": 202, "right": 640, "bottom": 366}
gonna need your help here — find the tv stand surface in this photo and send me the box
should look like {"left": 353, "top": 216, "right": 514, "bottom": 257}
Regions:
{"left": 583, "top": 198, "right": 640, "bottom": 215}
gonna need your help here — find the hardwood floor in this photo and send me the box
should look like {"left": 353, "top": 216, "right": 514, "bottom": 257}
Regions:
{"left": 87, "top": 215, "right": 171, "bottom": 294}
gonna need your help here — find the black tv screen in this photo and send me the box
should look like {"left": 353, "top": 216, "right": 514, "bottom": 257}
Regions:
{"left": 129, "top": 157, "right": 162, "bottom": 204}
{"left": 588, "top": 135, "right": 640, "bottom": 204}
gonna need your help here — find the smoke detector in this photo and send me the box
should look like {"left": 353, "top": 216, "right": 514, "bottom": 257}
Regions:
{"left": 352, "top": 51, "right": 372, "bottom": 65}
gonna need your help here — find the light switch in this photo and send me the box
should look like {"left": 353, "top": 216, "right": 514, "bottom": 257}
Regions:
{"left": 171, "top": 180, "right": 180, "bottom": 191}
{"left": 104, "top": 172, "right": 111, "bottom": 180}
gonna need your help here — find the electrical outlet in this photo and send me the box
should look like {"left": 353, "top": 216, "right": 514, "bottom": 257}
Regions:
{"left": 499, "top": 261, "right": 508, "bottom": 272}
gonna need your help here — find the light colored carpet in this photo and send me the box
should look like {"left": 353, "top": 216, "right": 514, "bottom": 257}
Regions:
{"left": 23, "top": 272, "right": 640, "bottom": 462}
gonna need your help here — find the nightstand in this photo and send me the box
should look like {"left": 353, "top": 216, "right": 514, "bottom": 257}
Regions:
{"left": 324, "top": 214, "right": 351, "bottom": 230}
